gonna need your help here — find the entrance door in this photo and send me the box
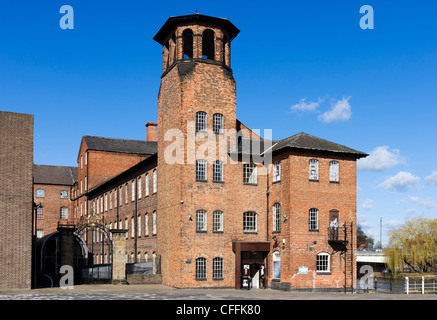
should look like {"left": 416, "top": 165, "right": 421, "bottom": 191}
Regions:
{"left": 250, "top": 263, "right": 265, "bottom": 289}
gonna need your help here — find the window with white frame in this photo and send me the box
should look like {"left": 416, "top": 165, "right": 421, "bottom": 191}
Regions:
{"left": 196, "top": 159, "right": 207, "bottom": 181}
{"left": 131, "top": 217, "right": 135, "bottom": 238}
{"left": 243, "top": 163, "right": 257, "bottom": 184}
{"left": 60, "top": 207, "right": 68, "bottom": 220}
{"left": 213, "top": 210, "right": 223, "bottom": 232}
{"left": 213, "top": 160, "right": 223, "bottom": 182}
{"left": 109, "top": 192, "right": 112, "bottom": 210}
{"left": 37, "top": 206, "right": 44, "bottom": 220}
{"left": 119, "top": 186, "right": 123, "bottom": 206}
{"left": 273, "top": 203, "right": 281, "bottom": 232}
{"left": 85, "top": 176, "right": 87, "bottom": 191}
{"left": 145, "top": 173, "right": 149, "bottom": 196}
{"left": 272, "top": 251, "right": 281, "bottom": 279}
{"left": 309, "top": 208, "right": 318, "bottom": 231}
{"left": 196, "top": 111, "right": 207, "bottom": 132}
{"left": 125, "top": 183, "right": 128, "bottom": 204}
{"left": 196, "top": 210, "right": 207, "bottom": 232}
{"left": 145, "top": 213, "right": 149, "bottom": 236}
{"left": 138, "top": 177, "right": 142, "bottom": 199}
{"left": 152, "top": 211, "right": 157, "bottom": 235}
{"left": 329, "top": 161, "right": 339, "bottom": 182}
{"left": 153, "top": 170, "right": 157, "bottom": 193}
{"left": 213, "top": 113, "right": 223, "bottom": 134}
{"left": 213, "top": 257, "right": 223, "bottom": 280}
{"left": 243, "top": 211, "right": 257, "bottom": 233}
{"left": 273, "top": 160, "right": 281, "bottom": 182}
{"left": 138, "top": 215, "right": 141, "bottom": 237}
{"left": 309, "top": 159, "right": 319, "bottom": 181}
{"left": 131, "top": 180, "right": 135, "bottom": 202}
{"left": 316, "top": 252, "right": 330, "bottom": 273}
{"left": 196, "top": 257, "right": 207, "bottom": 280}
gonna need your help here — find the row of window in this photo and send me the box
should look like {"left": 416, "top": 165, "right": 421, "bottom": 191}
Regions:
{"left": 36, "top": 206, "right": 68, "bottom": 221}
{"left": 181, "top": 28, "right": 218, "bottom": 61}
{"left": 79, "top": 170, "right": 157, "bottom": 216}
{"left": 35, "top": 189, "right": 68, "bottom": 199}
{"left": 196, "top": 112, "right": 223, "bottom": 134}
{"left": 194, "top": 207, "right": 338, "bottom": 233}
{"left": 194, "top": 160, "right": 340, "bottom": 185}
{"left": 195, "top": 257, "right": 223, "bottom": 280}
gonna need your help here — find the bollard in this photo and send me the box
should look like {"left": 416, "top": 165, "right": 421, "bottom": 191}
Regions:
{"left": 422, "top": 276, "right": 425, "bottom": 295}
{"left": 405, "top": 277, "right": 409, "bottom": 294}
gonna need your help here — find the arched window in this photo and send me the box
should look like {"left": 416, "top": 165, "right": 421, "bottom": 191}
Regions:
{"left": 316, "top": 252, "right": 330, "bottom": 273}
{"left": 243, "top": 211, "right": 257, "bottom": 233}
{"left": 196, "top": 210, "right": 207, "bottom": 232}
{"left": 213, "top": 257, "right": 223, "bottom": 280}
{"left": 272, "top": 251, "right": 281, "bottom": 279}
{"left": 309, "top": 159, "right": 319, "bottom": 180}
{"left": 183, "top": 29, "right": 193, "bottom": 59}
{"left": 309, "top": 208, "right": 318, "bottom": 231}
{"left": 273, "top": 203, "right": 281, "bottom": 232}
{"left": 329, "top": 161, "right": 339, "bottom": 182}
{"left": 202, "top": 29, "right": 215, "bottom": 60}
{"left": 213, "top": 210, "right": 223, "bottom": 232}
{"left": 213, "top": 113, "right": 223, "bottom": 134}
{"left": 196, "top": 257, "right": 207, "bottom": 280}
{"left": 60, "top": 207, "right": 68, "bottom": 220}
{"left": 196, "top": 111, "right": 207, "bottom": 132}
{"left": 213, "top": 160, "right": 223, "bottom": 182}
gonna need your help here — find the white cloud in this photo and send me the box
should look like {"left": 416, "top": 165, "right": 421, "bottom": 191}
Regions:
{"left": 408, "top": 196, "right": 437, "bottom": 209}
{"left": 424, "top": 171, "right": 437, "bottom": 186}
{"left": 318, "top": 97, "right": 352, "bottom": 123}
{"left": 378, "top": 171, "right": 420, "bottom": 191}
{"left": 360, "top": 199, "right": 373, "bottom": 210}
{"left": 290, "top": 98, "right": 322, "bottom": 112}
{"left": 357, "top": 146, "right": 402, "bottom": 171}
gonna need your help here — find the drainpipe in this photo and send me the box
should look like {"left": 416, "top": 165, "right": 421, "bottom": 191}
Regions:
{"left": 266, "top": 161, "right": 270, "bottom": 289}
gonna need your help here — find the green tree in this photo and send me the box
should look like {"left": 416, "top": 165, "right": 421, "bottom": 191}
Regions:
{"left": 384, "top": 217, "right": 437, "bottom": 276}
{"left": 357, "top": 224, "right": 375, "bottom": 248}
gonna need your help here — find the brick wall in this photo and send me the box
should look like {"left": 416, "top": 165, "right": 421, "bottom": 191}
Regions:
{"left": 0, "top": 111, "right": 33, "bottom": 289}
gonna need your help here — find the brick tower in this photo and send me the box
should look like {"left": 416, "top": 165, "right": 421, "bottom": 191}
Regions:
{"left": 154, "top": 14, "right": 268, "bottom": 288}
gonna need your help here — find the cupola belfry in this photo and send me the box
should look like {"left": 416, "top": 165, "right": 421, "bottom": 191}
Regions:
{"left": 153, "top": 14, "right": 239, "bottom": 74}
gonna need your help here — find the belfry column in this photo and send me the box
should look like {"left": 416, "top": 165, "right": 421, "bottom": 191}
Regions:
{"left": 110, "top": 229, "right": 129, "bottom": 285}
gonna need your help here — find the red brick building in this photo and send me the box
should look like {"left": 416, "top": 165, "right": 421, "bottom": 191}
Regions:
{"left": 33, "top": 165, "right": 77, "bottom": 238}
{"left": 51, "top": 13, "right": 367, "bottom": 291}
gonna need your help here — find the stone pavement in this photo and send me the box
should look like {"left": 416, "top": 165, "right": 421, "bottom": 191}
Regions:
{"left": 0, "top": 284, "right": 436, "bottom": 300}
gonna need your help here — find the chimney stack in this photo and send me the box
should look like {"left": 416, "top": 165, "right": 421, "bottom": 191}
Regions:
{"left": 146, "top": 121, "right": 158, "bottom": 141}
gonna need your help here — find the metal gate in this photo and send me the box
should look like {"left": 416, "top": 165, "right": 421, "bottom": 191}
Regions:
{"left": 76, "top": 215, "right": 113, "bottom": 284}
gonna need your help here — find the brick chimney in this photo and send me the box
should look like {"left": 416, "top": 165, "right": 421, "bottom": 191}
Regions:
{"left": 146, "top": 121, "right": 158, "bottom": 141}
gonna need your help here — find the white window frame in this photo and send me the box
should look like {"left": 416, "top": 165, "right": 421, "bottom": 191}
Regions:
{"left": 309, "top": 208, "right": 319, "bottom": 231}
{"left": 273, "top": 203, "right": 281, "bottom": 232}
{"left": 145, "top": 213, "right": 149, "bottom": 236}
{"left": 196, "top": 159, "right": 207, "bottom": 181}
{"left": 196, "top": 111, "right": 207, "bottom": 133}
{"left": 243, "top": 211, "right": 257, "bottom": 233}
{"left": 153, "top": 170, "right": 157, "bottom": 194}
{"left": 329, "top": 161, "right": 339, "bottom": 182}
{"left": 316, "top": 252, "right": 330, "bottom": 273}
{"left": 213, "top": 113, "right": 224, "bottom": 134}
{"left": 272, "top": 251, "right": 281, "bottom": 280}
{"left": 309, "top": 159, "right": 319, "bottom": 181}
{"left": 145, "top": 173, "right": 149, "bottom": 197}
{"left": 152, "top": 211, "right": 157, "bottom": 235}
{"left": 196, "top": 257, "right": 207, "bottom": 280}
{"left": 138, "top": 177, "right": 142, "bottom": 199}
{"left": 213, "top": 257, "right": 223, "bottom": 280}
{"left": 196, "top": 210, "right": 207, "bottom": 232}
{"left": 273, "top": 160, "right": 281, "bottom": 182}
{"left": 243, "top": 163, "right": 257, "bottom": 184}
{"left": 213, "top": 210, "right": 223, "bottom": 232}
{"left": 213, "top": 160, "right": 223, "bottom": 182}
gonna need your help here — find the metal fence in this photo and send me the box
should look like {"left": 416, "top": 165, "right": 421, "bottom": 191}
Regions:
{"left": 357, "top": 275, "right": 437, "bottom": 294}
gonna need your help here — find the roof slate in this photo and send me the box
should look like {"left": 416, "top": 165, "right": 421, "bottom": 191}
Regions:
{"left": 83, "top": 136, "right": 157, "bottom": 155}
{"left": 34, "top": 165, "right": 78, "bottom": 186}
{"left": 272, "top": 132, "right": 368, "bottom": 158}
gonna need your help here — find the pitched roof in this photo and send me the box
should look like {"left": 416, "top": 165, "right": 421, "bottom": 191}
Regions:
{"left": 83, "top": 136, "right": 157, "bottom": 155}
{"left": 34, "top": 165, "right": 78, "bottom": 186}
{"left": 272, "top": 132, "right": 368, "bottom": 158}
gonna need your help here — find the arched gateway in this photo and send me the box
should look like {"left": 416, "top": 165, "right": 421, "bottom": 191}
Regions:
{"left": 35, "top": 216, "right": 113, "bottom": 287}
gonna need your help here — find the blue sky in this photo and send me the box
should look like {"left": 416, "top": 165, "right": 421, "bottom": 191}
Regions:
{"left": 1, "top": 1, "right": 436, "bottom": 245}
